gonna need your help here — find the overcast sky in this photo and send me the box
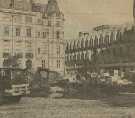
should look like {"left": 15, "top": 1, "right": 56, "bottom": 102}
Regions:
{"left": 35, "top": 0, "right": 134, "bottom": 39}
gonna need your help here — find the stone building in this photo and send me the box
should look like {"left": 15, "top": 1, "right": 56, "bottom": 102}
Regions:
{"left": 65, "top": 0, "right": 135, "bottom": 77}
{"left": 0, "top": 0, "right": 65, "bottom": 75}
{"left": 65, "top": 24, "right": 134, "bottom": 77}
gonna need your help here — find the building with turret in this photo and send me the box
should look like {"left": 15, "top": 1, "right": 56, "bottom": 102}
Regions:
{"left": 0, "top": 0, "right": 65, "bottom": 75}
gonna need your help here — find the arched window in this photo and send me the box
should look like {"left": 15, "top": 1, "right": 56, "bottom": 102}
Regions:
{"left": 77, "top": 53, "right": 80, "bottom": 61}
{"left": 116, "top": 31, "right": 122, "bottom": 41}
{"left": 99, "top": 35, "right": 103, "bottom": 48}
{"left": 42, "top": 60, "right": 46, "bottom": 69}
{"left": 75, "top": 53, "right": 77, "bottom": 61}
{"left": 70, "top": 42, "right": 73, "bottom": 50}
{"left": 94, "top": 36, "right": 98, "bottom": 48}
{"left": 81, "top": 52, "right": 84, "bottom": 60}
{"left": 70, "top": 55, "right": 72, "bottom": 61}
{"left": 67, "top": 55, "right": 70, "bottom": 61}
{"left": 66, "top": 42, "right": 69, "bottom": 51}
{"left": 85, "top": 39, "right": 89, "bottom": 49}
{"left": 73, "top": 41, "right": 76, "bottom": 50}
{"left": 73, "top": 54, "right": 76, "bottom": 61}
{"left": 105, "top": 35, "right": 110, "bottom": 47}
{"left": 85, "top": 52, "right": 89, "bottom": 60}
{"left": 81, "top": 39, "right": 84, "bottom": 49}
{"left": 69, "top": 42, "right": 72, "bottom": 51}
{"left": 90, "top": 37, "right": 94, "bottom": 48}
{"left": 110, "top": 32, "right": 114, "bottom": 44}
{"left": 77, "top": 40, "right": 81, "bottom": 49}
{"left": 89, "top": 38, "right": 92, "bottom": 48}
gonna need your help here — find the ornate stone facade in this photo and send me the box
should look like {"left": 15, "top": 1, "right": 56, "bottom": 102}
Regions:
{"left": 0, "top": 0, "right": 65, "bottom": 75}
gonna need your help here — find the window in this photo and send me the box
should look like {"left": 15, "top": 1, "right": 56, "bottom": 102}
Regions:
{"left": 3, "top": 53, "right": 9, "bottom": 58}
{"left": 56, "top": 31, "right": 60, "bottom": 39}
{"left": 16, "top": 53, "right": 23, "bottom": 58}
{"left": 57, "top": 60, "right": 60, "bottom": 68}
{"left": 42, "top": 60, "right": 46, "bottom": 69}
{"left": 4, "top": 26, "right": 9, "bottom": 36}
{"left": 26, "top": 28, "right": 31, "bottom": 37}
{"left": 94, "top": 36, "right": 98, "bottom": 47}
{"left": 81, "top": 39, "right": 84, "bottom": 48}
{"left": 14, "top": 15, "right": 22, "bottom": 23}
{"left": 48, "top": 21, "right": 51, "bottom": 26}
{"left": 25, "top": 16, "right": 32, "bottom": 23}
{"left": 56, "top": 21, "right": 60, "bottom": 27}
{"left": 57, "top": 45, "right": 60, "bottom": 55}
{"left": 37, "top": 19, "right": 42, "bottom": 24}
{"left": 26, "top": 41, "right": 32, "bottom": 48}
{"left": 16, "top": 27, "right": 21, "bottom": 36}
{"left": 46, "top": 31, "right": 49, "bottom": 38}
{"left": 25, "top": 53, "right": 33, "bottom": 58}
{"left": 38, "top": 48, "right": 40, "bottom": 54}
{"left": 116, "top": 31, "right": 122, "bottom": 41}
{"left": 38, "top": 32, "right": 40, "bottom": 38}
{"left": 105, "top": 35, "right": 109, "bottom": 46}
{"left": 43, "top": 32, "right": 46, "bottom": 38}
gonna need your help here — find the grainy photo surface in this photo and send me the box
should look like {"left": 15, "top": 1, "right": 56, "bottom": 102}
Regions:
{"left": 0, "top": 0, "right": 134, "bottom": 118}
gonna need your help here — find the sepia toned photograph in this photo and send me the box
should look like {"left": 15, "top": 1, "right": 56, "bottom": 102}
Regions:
{"left": 0, "top": 0, "right": 134, "bottom": 118}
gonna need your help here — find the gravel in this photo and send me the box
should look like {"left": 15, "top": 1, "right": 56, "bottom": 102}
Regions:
{"left": 0, "top": 97, "right": 134, "bottom": 118}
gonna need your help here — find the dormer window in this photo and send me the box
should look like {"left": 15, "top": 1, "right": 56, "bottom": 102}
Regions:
{"left": 46, "top": 0, "right": 60, "bottom": 16}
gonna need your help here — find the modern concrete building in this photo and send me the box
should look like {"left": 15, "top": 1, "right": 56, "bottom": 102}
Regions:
{"left": 0, "top": 0, "right": 65, "bottom": 75}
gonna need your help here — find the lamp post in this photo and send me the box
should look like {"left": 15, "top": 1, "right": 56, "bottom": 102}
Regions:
{"left": 11, "top": 0, "right": 14, "bottom": 58}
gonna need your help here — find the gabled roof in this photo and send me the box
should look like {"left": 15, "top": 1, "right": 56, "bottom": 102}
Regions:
{"left": 46, "top": 0, "right": 60, "bottom": 16}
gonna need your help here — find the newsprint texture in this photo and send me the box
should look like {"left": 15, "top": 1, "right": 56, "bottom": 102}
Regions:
{"left": 0, "top": 0, "right": 134, "bottom": 118}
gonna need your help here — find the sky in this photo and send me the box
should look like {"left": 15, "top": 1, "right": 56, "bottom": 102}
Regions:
{"left": 35, "top": 0, "right": 134, "bottom": 39}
